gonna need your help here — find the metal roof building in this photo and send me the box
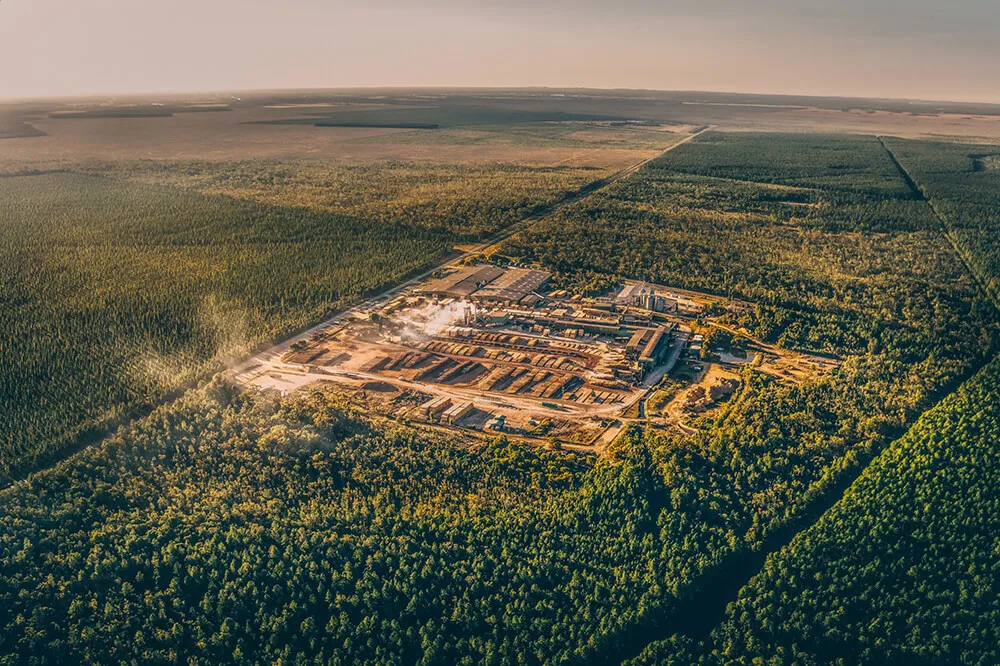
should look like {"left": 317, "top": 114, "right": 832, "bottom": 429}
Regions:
{"left": 471, "top": 268, "right": 551, "bottom": 303}
{"left": 420, "top": 265, "right": 505, "bottom": 298}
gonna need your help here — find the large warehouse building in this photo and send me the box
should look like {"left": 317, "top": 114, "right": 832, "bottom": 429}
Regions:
{"left": 471, "top": 268, "right": 550, "bottom": 304}
{"left": 421, "top": 265, "right": 505, "bottom": 298}
{"left": 421, "top": 265, "right": 550, "bottom": 304}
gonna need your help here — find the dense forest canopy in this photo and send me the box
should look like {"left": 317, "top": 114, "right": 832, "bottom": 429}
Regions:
{"left": 0, "top": 385, "right": 658, "bottom": 665}
{"left": 629, "top": 356, "right": 1000, "bottom": 665}
{"left": 0, "top": 173, "right": 439, "bottom": 481}
{"left": 882, "top": 137, "right": 1000, "bottom": 306}
{"left": 73, "top": 160, "right": 607, "bottom": 241}
{"left": 2, "top": 129, "right": 999, "bottom": 665}
{"left": 0, "top": 162, "right": 597, "bottom": 482}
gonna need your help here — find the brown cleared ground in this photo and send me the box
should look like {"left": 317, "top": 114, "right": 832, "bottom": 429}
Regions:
{"left": 7, "top": 91, "right": 1000, "bottom": 177}
{"left": 0, "top": 103, "right": 696, "bottom": 241}
{"left": 0, "top": 114, "right": 46, "bottom": 140}
{"left": 662, "top": 363, "right": 741, "bottom": 426}
{"left": 0, "top": 106, "right": 687, "bottom": 169}
{"left": 709, "top": 107, "right": 1000, "bottom": 143}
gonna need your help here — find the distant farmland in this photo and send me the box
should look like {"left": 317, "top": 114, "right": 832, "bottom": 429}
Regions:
{"left": 49, "top": 105, "right": 232, "bottom": 119}
{"left": 314, "top": 121, "right": 440, "bottom": 129}
{"left": 0, "top": 117, "right": 46, "bottom": 139}
{"left": 252, "top": 103, "right": 629, "bottom": 129}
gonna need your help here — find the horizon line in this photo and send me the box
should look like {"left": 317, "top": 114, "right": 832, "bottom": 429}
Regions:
{"left": 4, "top": 84, "right": 1000, "bottom": 110}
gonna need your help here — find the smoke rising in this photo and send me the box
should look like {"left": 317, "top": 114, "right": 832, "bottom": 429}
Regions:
{"left": 393, "top": 299, "right": 477, "bottom": 341}
{"left": 131, "top": 294, "right": 251, "bottom": 391}
{"left": 199, "top": 294, "right": 250, "bottom": 364}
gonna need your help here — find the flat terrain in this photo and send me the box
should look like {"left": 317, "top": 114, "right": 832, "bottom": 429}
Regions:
{"left": 71, "top": 160, "right": 617, "bottom": 239}
{"left": 5, "top": 90, "right": 1000, "bottom": 173}
{"left": 631, "top": 356, "right": 1000, "bottom": 665}
{"left": 235, "top": 266, "right": 834, "bottom": 449}
{"left": 1, "top": 89, "right": 1000, "bottom": 666}
{"left": 0, "top": 96, "right": 702, "bottom": 481}
{"left": 0, "top": 104, "right": 689, "bottom": 169}
{"left": 0, "top": 172, "right": 448, "bottom": 480}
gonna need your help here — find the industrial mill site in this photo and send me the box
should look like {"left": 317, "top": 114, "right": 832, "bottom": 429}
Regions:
{"left": 235, "top": 262, "right": 837, "bottom": 448}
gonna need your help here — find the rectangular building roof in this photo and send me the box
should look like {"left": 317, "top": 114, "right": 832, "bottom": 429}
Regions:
{"left": 626, "top": 328, "right": 651, "bottom": 350}
{"left": 616, "top": 283, "right": 640, "bottom": 302}
{"left": 472, "top": 268, "right": 551, "bottom": 302}
{"left": 639, "top": 326, "right": 669, "bottom": 364}
{"left": 421, "top": 265, "right": 504, "bottom": 298}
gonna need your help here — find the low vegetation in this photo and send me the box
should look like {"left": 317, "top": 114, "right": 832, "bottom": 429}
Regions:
{"left": 353, "top": 122, "right": 686, "bottom": 151}
{"left": 502, "top": 133, "right": 986, "bottom": 355}
{"left": 0, "top": 118, "right": 45, "bottom": 140}
{"left": 49, "top": 106, "right": 232, "bottom": 119}
{"left": 253, "top": 105, "right": 626, "bottom": 129}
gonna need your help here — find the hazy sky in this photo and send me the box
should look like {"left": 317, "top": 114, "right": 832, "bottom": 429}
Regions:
{"left": 2, "top": 0, "right": 999, "bottom": 102}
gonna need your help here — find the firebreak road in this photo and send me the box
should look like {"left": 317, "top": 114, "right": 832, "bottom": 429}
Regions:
{"left": 229, "top": 126, "right": 713, "bottom": 379}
